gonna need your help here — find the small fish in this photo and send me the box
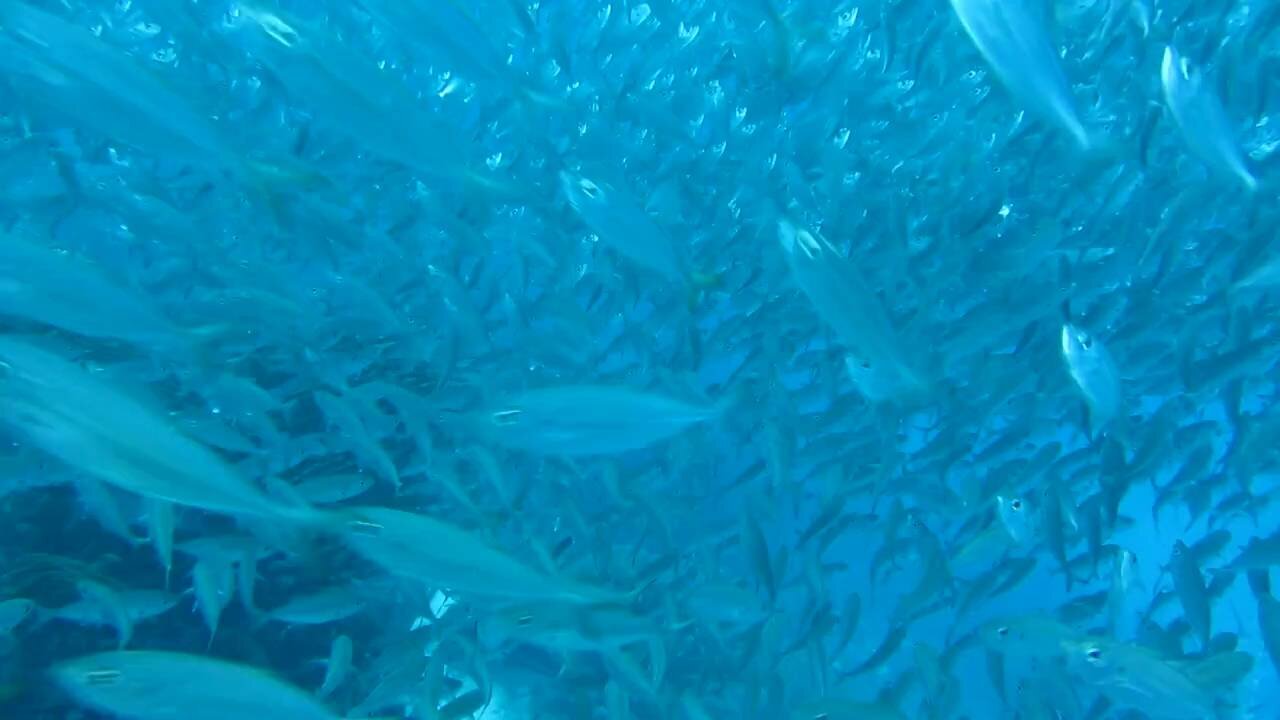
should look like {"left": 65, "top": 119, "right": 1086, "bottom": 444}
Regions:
{"left": 560, "top": 171, "right": 686, "bottom": 284}
{"left": 1061, "top": 324, "right": 1122, "bottom": 439}
{"left": 1168, "top": 541, "right": 1211, "bottom": 651}
{"left": 1247, "top": 571, "right": 1280, "bottom": 677}
{"left": 266, "top": 586, "right": 367, "bottom": 626}
{"left": 317, "top": 635, "right": 352, "bottom": 699}
{"left": 292, "top": 473, "right": 376, "bottom": 505}
{"left": 1107, "top": 547, "right": 1142, "bottom": 640}
{"left": 1161, "top": 46, "right": 1257, "bottom": 191}
{"left": 52, "top": 651, "right": 342, "bottom": 720}
{"left": 949, "top": 0, "right": 1093, "bottom": 149}
{"left": 995, "top": 494, "right": 1033, "bottom": 545}
{"left": 475, "top": 385, "right": 727, "bottom": 456}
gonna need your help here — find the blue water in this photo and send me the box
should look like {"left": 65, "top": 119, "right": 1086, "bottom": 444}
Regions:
{"left": 0, "top": 0, "right": 1278, "bottom": 718}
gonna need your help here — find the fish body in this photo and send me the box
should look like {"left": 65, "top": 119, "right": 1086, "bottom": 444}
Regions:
{"left": 778, "top": 219, "right": 925, "bottom": 401}
{"left": 1061, "top": 324, "right": 1121, "bottom": 437}
{"left": 267, "top": 586, "right": 367, "bottom": 626}
{"left": 560, "top": 171, "right": 686, "bottom": 284}
{"left": 52, "top": 651, "right": 341, "bottom": 720}
{"left": 1161, "top": 46, "right": 1257, "bottom": 191}
{"left": 476, "top": 385, "right": 723, "bottom": 456}
{"left": 949, "top": 0, "right": 1092, "bottom": 149}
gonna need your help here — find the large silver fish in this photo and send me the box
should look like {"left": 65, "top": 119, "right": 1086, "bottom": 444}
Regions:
{"left": 1061, "top": 323, "right": 1121, "bottom": 437}
{"left": 778, "top": 219, "right": 925, "bottom": 401}
{"left": 949, "top": 0, "right": 1092, "bottom": 149}
{"left": 52, "top": 651, "right": 342, "bottom": 720}
{"left": 0, "top": 338, "right": 324, "bottom": 522}
{"left": 474, "top": 384, "right": 725, "bottom": 455}
{"left": 1161, "top": 45, "right": 1257, "bottom": 191}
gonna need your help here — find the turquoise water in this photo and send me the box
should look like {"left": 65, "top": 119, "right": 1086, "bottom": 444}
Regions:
{"left": 0, "top": 1, "right": 1278, "bottom": 718}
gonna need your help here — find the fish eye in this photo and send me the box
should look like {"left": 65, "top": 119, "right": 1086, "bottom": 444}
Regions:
{"left": 1086, "top": 647, "right": 1103, "bottom": 662}
{"left": 85, "top": 669, "right": 122, "bottom": 686}
{"left": 1010, "top": 499, "right": 1023, "bottom": 512}
{"left": 965, "top": 70, "right": 977, "bottom": 80}
{"left": 1172, "top": 544, "right": 1183, "bottom": 556}
{"left": 516, "top": 614, "right": 535, "bottom": 627}
{"left": 996, "top": 626, "right": 1009, "bottom": 637}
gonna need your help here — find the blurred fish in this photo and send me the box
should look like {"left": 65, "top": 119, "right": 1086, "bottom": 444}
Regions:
{"left": 1161, "top": 45, "right": 1257, "bottom": 191}
{"left": 52, "top": 651, "right": 344, "bottom": 720}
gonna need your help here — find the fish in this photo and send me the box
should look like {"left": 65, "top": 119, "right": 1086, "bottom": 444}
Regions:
{"left": 317, "top": 634, "right": 353, "bottom": 699}
{"left": 1161, "top": 46, "right": 1257, "bottom": 191}
{"left": 472, "top": 385, "right": 727, "bottom": 456}
{"left": 1064, "top": 638, "right": 1217, "bottom": 720}
{"left": 292, "top": 473, "right": 377, "bottom": 505}
{"left": 1061, "top": 323, "right": 1122, "bottom": 439}
{"left": 777, "top": 219, "right": 926, "bottom": 401}
{"left": 0, "top": 337, "right": 327, "bottom": 523}
{"left": 52, "top": 651, "right": 343, "bottom": 720}
{"left": 341, "top": 506, "right": 626, "bottom": 604}
{"left": 948, "top": 0, "right": 1093, "bottom": 149}
{"left": 266, "top": 586, "right": 367, "bottom": 626}
{"left": 1168, "top": 540, "right": 1212, "bottom": 652}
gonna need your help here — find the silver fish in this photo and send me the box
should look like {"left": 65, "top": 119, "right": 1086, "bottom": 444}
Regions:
{"left": 1161, "top": 45, "right": 1257, "bottom": 191}
{"left": 52, "top": 651, "right": 342, "bottom": 720}
{"left": 1061, "top": 323, "right": 1121, "bottom": 437}
{"left": 476, "top": 385, "right": 724, "bottom": 456}
{"left": 949, "top": 0, "right": 1092, "bottom": 149}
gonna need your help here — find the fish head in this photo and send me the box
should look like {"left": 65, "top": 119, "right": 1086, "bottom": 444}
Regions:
{"left": 1060, "top": 323, "right": 1116, "bottom": 381}
{"left": 844, "top": 354, "right": 894, "bottom": 403}
{"left": 477, "top": 602, "right": 572, "bottom": 649}
{"left": 995, "top": 494, "right": 1034, "bottom": 545}
{"left": 1060, "top": 323, "right": 1095, "bottom": 362}
{"left": 980, "top": 616, "right": 1076, "bottom": 660}
{"left": 559, "top": 172, "right": 609, "bottom": 214}
{"left": 1160, "top": 45, "right": 1199, "bottom": 99}
{"left": 776, "top": 219, "right": 823, "bottom": 260}
{"left": 236, "top": 4, "right": 301, "bottom": 48}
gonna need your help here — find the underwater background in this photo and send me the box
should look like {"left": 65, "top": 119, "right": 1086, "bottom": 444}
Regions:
{"left": 0, "top": 0, "right": 1279, "bottom": 718}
